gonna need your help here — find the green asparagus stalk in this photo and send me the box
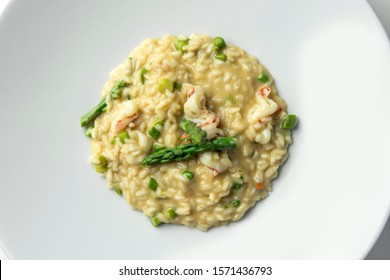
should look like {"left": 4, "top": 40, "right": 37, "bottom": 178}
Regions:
{"left": 80, "top": 98, "right": 106, "bottom": 127}
{"left": 141, "top": 137, "right": 237, "bottom": 166}
{"left": 80, "top": 81, "right": 129, "bottom": 127}
{"left": 179, "top": 119, "right": 207, "bottom": 144}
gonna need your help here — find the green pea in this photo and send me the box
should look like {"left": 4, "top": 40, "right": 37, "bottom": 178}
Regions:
{"left": 141, "top": 67, "right": 149, "bottom": 84}
{"left": 258, "top": 73, "right": 270, "bottom": 83}
{"left": 213, "top": 36, "right": 227, "bottom": 49}
{"left": 85, "top": 126, "right": 93, "bottom": 137}
{"left": 174, "top": 38, "right": 189, "bottom": 52}
{"left": 158, "top": 78, "right": 174, "bottom": 93}
{"left": 150, "top": 215, "right": 162, "bottom": 227}
{"left": 232, "top": 199, "right": 240, "bottom": 208}
{"left": 281, "top": 114, "right": 298, "bottom": 129}
{"left": 166, "top": 209, "right": 177, "bottom": 219}
{"left": 119, "top": 130, "right": 130, "bottom": 143}
{"left": 182, "top": 171, "right": 194, "bottom": 180}
{"left": 148, "top": 177, "right": 158, "bottom": 191}
{"left": 215, "top": 53, "right": 227, "bottom": 61}
{"left": 232, "top": 182, "right": 241, "bottom": 190}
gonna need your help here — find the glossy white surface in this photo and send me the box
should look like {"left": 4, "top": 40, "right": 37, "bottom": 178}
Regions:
{"left": 0, "top": 0, "right": 389, "bottom": 259}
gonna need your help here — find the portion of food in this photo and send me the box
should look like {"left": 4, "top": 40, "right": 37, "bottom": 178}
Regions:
{"left": 141, "top": 137, "right": 237, "bottom": 165}
{"left": 80, "top": 34, "right": 298, "bottom": 231}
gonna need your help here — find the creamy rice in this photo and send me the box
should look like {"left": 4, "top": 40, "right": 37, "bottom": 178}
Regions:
{"left": 86, "top": 34, "right": 292, "bottom": 230}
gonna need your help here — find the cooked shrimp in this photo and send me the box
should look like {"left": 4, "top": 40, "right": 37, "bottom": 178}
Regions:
{"left": 254, "top": 126, "right": 272, "bottom": 144}
{"left": 111, "top": 100, "right": 139, "bottom": 132}
{"left": 247, "top": 86, "right": 278, "bottom": 124}
{"left": 259, "top": 85, "right": 271, "bottom": 97}
{"left": 183, "top": 85, "right": 206, "bottom": 119}
{"left": 199, "top": 152, "right": 232, "bottom": 176}
{"left": 192, "top": 110, "right": 223, "bottom": 139}
{"left": 245, "top": 86, "right": 278, "bottom": 144}
{"left": 183, "top": 84, "right": 223, "bottom": 139}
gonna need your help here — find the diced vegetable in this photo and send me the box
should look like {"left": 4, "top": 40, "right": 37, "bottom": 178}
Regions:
{"left": 166, "top": 209, "right": 177, "bottom": 219}
{"left": 119, "top": 130, "right": 130, "bottom": 143}
{"left": 148, "top": 119, "right": 164, "bottom": 140}
{"left": 182, "top": 171, "right": 194, "bottom": 180}
{"left": 213, "top": 36, "right": 227, "bottom": 49}
{"left": 110, "top": 136, "right": 117, "bottom": 144}
{"left": 94, "top": 155, "right": 108, "bottom": 173}
{"left": 174, "top": 38, "right": 189, "bottom": 52}
{"left": 110, "top": 80, "right": 130, "bottom": 99}
{"left": 141, "top": 67, "right": 149, "bottom": 84}
{"left": 150, "top": 215, "right": 162, "bottom": 227}
{"left": 257, "top": 73, "right": 269, "bottom": 83}
{"left": 232, "top": 199, "right": 240, "bottom": 208}
{"left": 173, "top": 82, "right": 181, "bottom": 91}
{"left": 232, "top": 182, "right": 241, "bottom": 190}
{"left": 113, "top": 186, "right": 122, "bottom": 195}
{"left": 148, "top": 177, "right": 158, "bottom": 191}
{"left": 153, "top": 143, "right": 166, "bottom": 153}
{"left": 256, "top": 182, "right": 265, "bottom": 190}
{"left": 85, "top": 126, "right": 93, "bottom": 137}
{"left": 158, "top": 78, "right": 174, "bottom": 93}
{"left": 281, "top": 114, "right": 298, "bottom": 129}
{"left": 215, "top": 53, "right": 227, "bottom": 61}
{"left": 148, "top": 127, "right": 160, "bottom": 140}
{"left": 94, "top": 165, "right": 107, "bottom": 174}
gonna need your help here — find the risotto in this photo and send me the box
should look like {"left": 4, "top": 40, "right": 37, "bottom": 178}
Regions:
{"left": 80, "top": 34, "right": 297, "bottom": 231}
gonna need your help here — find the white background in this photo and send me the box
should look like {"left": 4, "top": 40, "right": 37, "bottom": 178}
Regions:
{"left": 0, "top": 0, "right": 389, "bottom": 260}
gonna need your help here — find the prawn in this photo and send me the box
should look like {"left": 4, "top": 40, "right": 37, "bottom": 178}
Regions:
{"left": 183, "top": 84, "right": 223, "bottom": 139}
{"left": 111, "top": 100, "right": 139, "bottom": 132}
{"left": 199, "top": 152, "right": 232, "bottom": 176}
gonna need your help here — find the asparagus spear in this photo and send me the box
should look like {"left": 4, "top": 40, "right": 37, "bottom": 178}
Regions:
{"left": 80, "top": 98, "right": 106, "bottom": 127}
{"left": 80, "top": 81, "right": 129, "bottom": 127}
{"left": 141, "top": 137, "right": 237, "bottom": 166}
{"left": 179, "top": 119, "right": 207, "bottom": 144}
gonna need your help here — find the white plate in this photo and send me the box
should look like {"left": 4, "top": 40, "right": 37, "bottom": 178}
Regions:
{"left": 0, "top": 0, "right": 389, "bottom": 259}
